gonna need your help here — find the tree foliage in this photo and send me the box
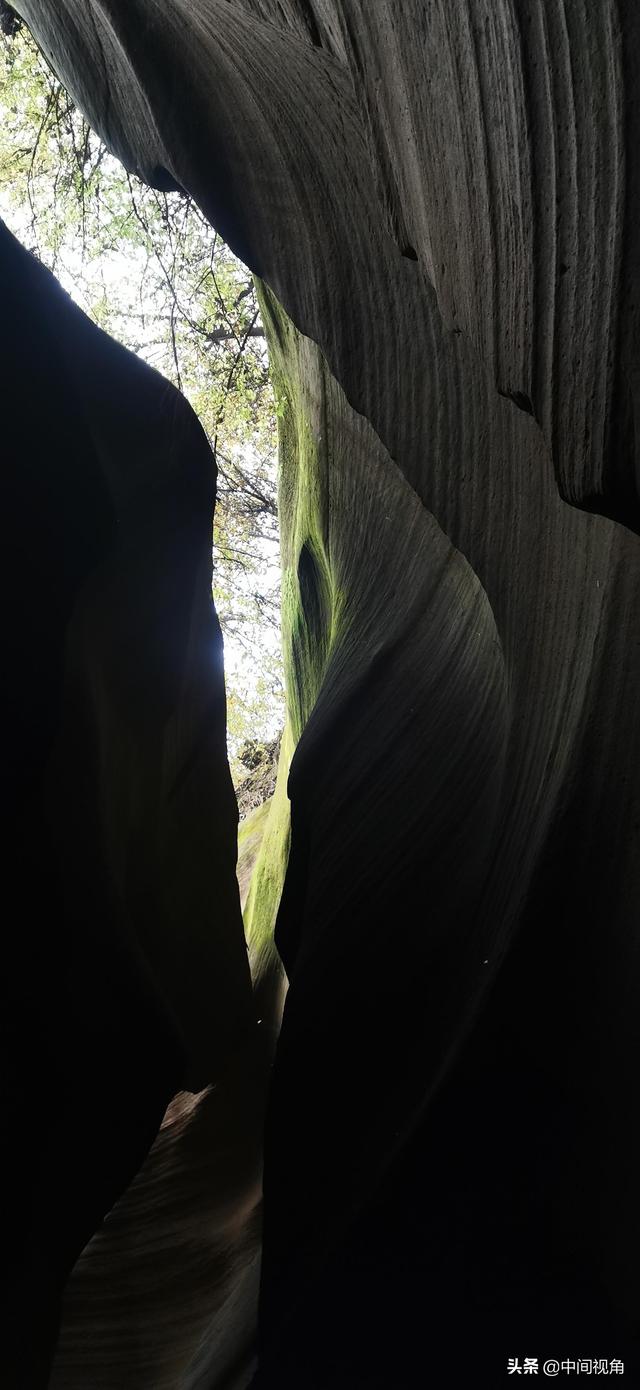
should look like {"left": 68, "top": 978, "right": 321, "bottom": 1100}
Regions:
{"left": 0, "top": 22, "right": 283, "bottom": 775}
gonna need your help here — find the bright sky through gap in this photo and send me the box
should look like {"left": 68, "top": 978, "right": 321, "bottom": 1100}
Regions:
{"left": 0, "top": 26, "right": 283, "bottom": 778}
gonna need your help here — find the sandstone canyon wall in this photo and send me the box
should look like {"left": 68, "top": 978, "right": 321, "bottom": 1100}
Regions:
{"left": 6, "top": 2, "right": 640, "bottom": 1386}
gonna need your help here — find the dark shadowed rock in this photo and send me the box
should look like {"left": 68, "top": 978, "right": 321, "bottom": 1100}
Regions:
{"left": 0, "top": 218, "right": 254, "bottom": 1386}
{"left": 7, "top": 3, "right": 640, "bottom": 1386}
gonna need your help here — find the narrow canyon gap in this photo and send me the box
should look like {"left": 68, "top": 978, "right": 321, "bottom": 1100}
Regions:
{"left": 5, "top": 3, "right": 640, "bottom": 1387}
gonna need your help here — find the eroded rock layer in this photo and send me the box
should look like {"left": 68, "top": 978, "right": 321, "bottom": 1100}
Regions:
{"left": 16, "top": 0, "right": 640, "bottom": 522}
{"left": 256, "top": 293, "right": 640, "bottom": 1385}
{"left": 8, "top": 2, "right": 640, "bottom": 1386}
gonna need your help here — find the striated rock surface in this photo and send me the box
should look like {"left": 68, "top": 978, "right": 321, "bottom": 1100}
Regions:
{"left": 333, "top": 2, "right": 640, "bottom": 523}
{"left": 49, "top": 1070, "right": 267, "bottom": 1390}
{"left": 16, "top": 0, "right": 640, "bottom": 523}
{"left": 8, "top": 2, "right": 640, "bottom": 1385}
{"left": 256, "top": 291, "right": 640, "bottom": 1385}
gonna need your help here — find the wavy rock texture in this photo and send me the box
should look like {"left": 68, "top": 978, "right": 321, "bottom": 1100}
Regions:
{"left": 9, "top": 1, "right": 640, "bottom": 1385}
{"left": 49, "top": 1065, "right": 268, "bottom": 1390}
{"left": 0, "top": 219, "right": 255, "bottom": 1387}
{"left": 48, "top": 782, "right": 280, "bottom": 1390}
{"left": 256, "top": 293, "right": 640, "bottom": 1386}
{"left": 334, "top": 1, "right": 640, "bottom": 523}
{"left": 16, "top": 0, "right": 640, "bottom": 524}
